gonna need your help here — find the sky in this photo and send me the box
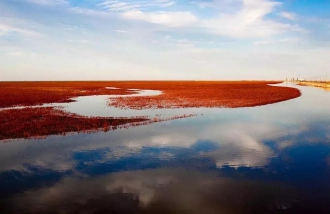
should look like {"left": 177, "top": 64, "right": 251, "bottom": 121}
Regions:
{"left": 0, "top": 0, "right": 330, "bottom": 80}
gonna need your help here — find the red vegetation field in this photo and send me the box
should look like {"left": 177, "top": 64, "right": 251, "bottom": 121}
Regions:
{"left": 0, "top": 81, "right": 301, "bottom": 141}
{"left": 106, "top": 81, "right": 301, "bottom": 109}
{"left": 0, "top": 107, "right": 147, "bottom": 141}
{"left": 0, "top": 81, "right": 300, "bottom": 109}
{"left": 0, "top": 82, "right": 136, "bottom": 108}
{"left": 0, "top": 107, "right": 196, "bottom": 141}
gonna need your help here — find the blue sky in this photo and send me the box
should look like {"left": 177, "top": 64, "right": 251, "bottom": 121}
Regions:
{"left": 0, "top": 0, "right": 329, "bottom": 80}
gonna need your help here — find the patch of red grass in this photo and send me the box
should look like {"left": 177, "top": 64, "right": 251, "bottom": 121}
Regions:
{"left": 0, "top": 106, "right": 197, "bottom": 141}
{"left": 0, "top": 82, "right": 136, "bottom": 108}
{"left": 0, "top": 107, "right": 147, "bottom": 141}
{"left": 105, "top": 81, "right": 301, "bottom": 109}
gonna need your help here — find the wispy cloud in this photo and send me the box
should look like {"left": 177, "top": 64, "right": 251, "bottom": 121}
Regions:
{"left": 191, "top": 1, "right": 213, "bottom": 9}
{"left": 0, "top": 23, "right": 41, "bottom": 37}
{"left": 279, "top": 12, "right": 297, "bottom": 20}
{"left": 253, "top": 37, "right": 301, "bottom": 46}
{"left": 200, "top": 0, "right": 296, "bottom": 38}
{"left": 98, "top": 0, "right": 176, "bottom": 12}
{"left": 69, "top": 7, "right": 111, "bottom": 17}
{"left": 113, "top": 29, "right": 128, "bottom": 33}
{"left": 122, "top": 10, "right": 198, "bottom": 27}
{"left": 27, "top": 0, "right": 68, "bottom": 6}
{"left": 99, "top": 1, "right": 141, "bottom": 12}
{"left": 158, "top": 1, "right": 175, "bottom": 7}
{"left": 192, "top": 0, "right": 243, "bottom": 11}
{"left": 67, "top": 39, "right": 90, "bottom": 43}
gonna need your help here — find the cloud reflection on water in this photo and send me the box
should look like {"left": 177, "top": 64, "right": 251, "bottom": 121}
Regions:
{"left": 4, "top": 169, "right": 298, "bottom": 214}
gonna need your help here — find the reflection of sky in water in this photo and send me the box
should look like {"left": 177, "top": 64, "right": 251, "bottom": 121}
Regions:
{"left": 1, "top": 83, "right": 330, "bottom": 213}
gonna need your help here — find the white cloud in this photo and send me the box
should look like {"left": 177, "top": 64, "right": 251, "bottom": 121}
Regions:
{"left": 99, "top": 0, "right": 176, "bottom": 12}
{"left": 253, "top": 37, "right": 301, "bottom": 45}
{"left": 27, "top": 0, "right": 68, "bottom": 6}
{"left": 159, "top": 1, "right": 176, "bottom": 7}
{"left": 113, "top": 29, "right": 128, "bottom": 33}
{"left": 0, "top": 23, "right": 41, "bottom": 37}
{"left": 192, "top": 0, "right": 242, "bottom": 9}
{"left": 91, "top": 0, "right": 305, "bottom": 39}
{"left": 67, "top": 39, "right": 90, "bottom": 43}
{"left": 70, "top": 7, "right": 111, "bottom": 17}
{"left": 279, "top": 37, "right": 301, "bottom": 43}
{"left": 276, "top": 140, "right": 294, "bottom": 149}
{"left": 191, "top": 1, "right": 215, "bottom": 9}
{"left": 122, "top": 10, "right": 198, "bottom": 27}
{"left": 280, "top": 12, "right": 297, "bottom": 20}
{"left": 253, "top": 40, "right": 274, "bottom": 45}
{"left": 201, "top": 0, "right": 295, "bottom": 38}
{"left": 99, "top": 1, "right": 141, "bottom": 11}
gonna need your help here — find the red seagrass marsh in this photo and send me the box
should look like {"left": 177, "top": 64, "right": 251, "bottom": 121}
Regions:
{"left": 0, "top": 81, "right": 300, "bottom": 141}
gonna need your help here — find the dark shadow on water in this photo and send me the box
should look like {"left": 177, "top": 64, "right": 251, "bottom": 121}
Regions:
{"left": 0, "top": 169, "right": 305, "bottom": 214}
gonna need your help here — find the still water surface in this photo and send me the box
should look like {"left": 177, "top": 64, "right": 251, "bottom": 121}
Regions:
{"left": 1, "top": 83, "right": 330, "bottom": 213}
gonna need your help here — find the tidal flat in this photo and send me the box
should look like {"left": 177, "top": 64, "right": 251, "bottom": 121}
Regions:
{"left": 2, "top": 81, "right": 330, "bottom": 213}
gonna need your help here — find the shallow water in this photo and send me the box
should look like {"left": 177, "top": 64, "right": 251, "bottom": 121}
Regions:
{"left": 1, "top": 83, "right": 330, "bottom": 213}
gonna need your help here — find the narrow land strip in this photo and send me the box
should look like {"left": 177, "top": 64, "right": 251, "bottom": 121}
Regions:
{"left": 296, "top": 81, "right": 330, "bottom": 91}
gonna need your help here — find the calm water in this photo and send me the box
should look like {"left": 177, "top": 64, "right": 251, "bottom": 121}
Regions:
{"left": 1, "top": 83, "right": 330, "bottom": 213}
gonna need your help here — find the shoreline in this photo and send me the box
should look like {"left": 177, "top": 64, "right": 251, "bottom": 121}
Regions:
{"left": 296, "top": 81, "right": 330, "bottom": 91}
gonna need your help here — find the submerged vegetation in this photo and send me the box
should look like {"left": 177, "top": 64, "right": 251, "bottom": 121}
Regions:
{"left": 0, "top": 81, "right": 301, "bottom": 141}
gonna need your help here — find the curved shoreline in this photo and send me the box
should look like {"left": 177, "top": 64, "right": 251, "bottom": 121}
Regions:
{"left": 0, "top": 81, "right": 301, "bottom": 141}
{"left": 107, "top": 81, "right": 301, "bottom": 109}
